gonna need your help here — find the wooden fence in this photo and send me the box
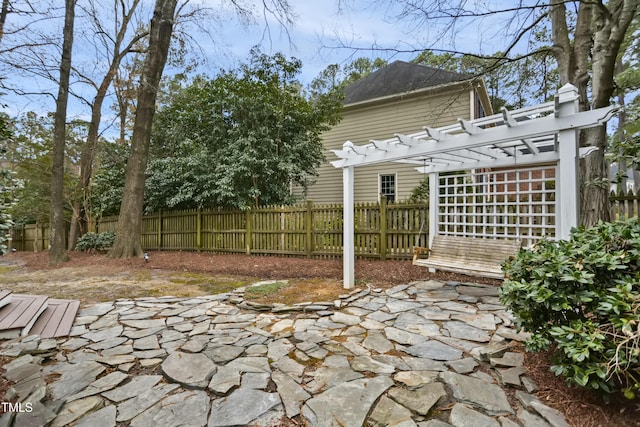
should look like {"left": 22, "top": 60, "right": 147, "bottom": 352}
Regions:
{"left": 8, "top": 223, "right": 49, "bottom": 252}
{"left": 89, "top": 200, "right": 428, "bottom": 260}
{"left": 610, "top": 190, "right": 640, "bottom": 219}
{"left": 9, "top": 191, "right": 637, "bottom": 258}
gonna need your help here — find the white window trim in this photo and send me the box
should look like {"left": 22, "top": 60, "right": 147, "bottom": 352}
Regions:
{"left": 470, "top": 88, "right": 475, "bottom": 119}
{"left": 378, "top": 172, "right": 397, "bottom": 201}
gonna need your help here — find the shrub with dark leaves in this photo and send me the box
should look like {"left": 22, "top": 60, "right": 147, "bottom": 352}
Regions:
{"left": 500, "top": 218, "right": 640, "bottom": 398}
{"left": 75, "top": 232, "right": 115, "bottom": 252}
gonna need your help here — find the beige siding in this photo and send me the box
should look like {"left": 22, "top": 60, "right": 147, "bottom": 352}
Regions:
{"left": 296, "top": 84, "right": 472, "bottom": 203}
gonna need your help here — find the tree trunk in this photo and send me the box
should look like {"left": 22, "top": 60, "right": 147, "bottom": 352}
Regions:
{"left": 67, "top": 204, "right": 84, "bottom": 250}
{"left": 49, "top": 0, "right": 76, "bottom": 265}
{"left": 69, "top": 90, "right": 107, "bottom": 250}
{"left": 108, "top": 0, "right": 178, "bottom": 259}
{"left": 33, "top": 222, "right": 39, "bottom": 252}
{"left": 550, "top": 0, "right": 637, "bottom": 227}
{"left": 68, "top": 209, "right": 79, "bottom": 251}
{"left": 580, "top": 126, "right": 611, "bottom": 225}
{"left": 0, "top": 0, "right": 9, "bottom": 44}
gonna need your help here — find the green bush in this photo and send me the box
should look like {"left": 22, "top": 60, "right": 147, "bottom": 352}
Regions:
{"left": 75, "top": 232, "right": 115, "bottom": 252}
{"left": 500, "top": 218, "right": 640, "bottom": 398}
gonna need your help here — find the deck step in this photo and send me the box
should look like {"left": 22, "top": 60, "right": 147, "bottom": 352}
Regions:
{"left": 0, "top": 294, "right": 49, "bottom": 339}
{"left": 0, "top": 293, "right": 81, "bottom": 339}
{"left": 0, "top": 290, "right": 12, "bottom": 309}
{"left": 30, "top": 299, "right": 81, "bottom": 338}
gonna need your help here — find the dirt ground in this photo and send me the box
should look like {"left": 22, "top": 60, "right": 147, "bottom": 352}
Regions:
{"left": 1, "top": 250, "right": 638, "bottom": 426}
{"left": 0, "top": 251, "right": 499, "bottom": 305}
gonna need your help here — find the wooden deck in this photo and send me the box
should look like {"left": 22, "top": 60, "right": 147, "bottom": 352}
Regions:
{"left": 0, "top": 293, "right": 80, "bottom": 339}
{"left": 30, "top": 299, "right": 81, "bottom": 338}
{"left": 0, "top": 290, "right": 12, "bottom": 309}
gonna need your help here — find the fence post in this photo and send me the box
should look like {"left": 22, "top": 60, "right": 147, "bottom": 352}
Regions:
{"left": 379, "top": 196, "right": 387, "bottom": 260}
{"left": 306, "top": 200, "right": 313, "bottom": 258}
{"left": 196, "top": 208, "right": 202, "bottom": 252}
{"left": 245, "top": 209, "right": 252, "bottom": 255}
{"left": 157, "top": 210, "right": 162, "bottom": 251}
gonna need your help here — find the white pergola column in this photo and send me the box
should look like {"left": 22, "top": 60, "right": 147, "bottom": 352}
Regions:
{"left": 428, "top": 172, "right": 438, "bottom": 247}
{"left": 343, "top": 166, "right": 355, "bottom": 289}
{"left": 555, "top": 84, "right": 580, "bottom": 240}
{"left": 427, "top": 172, "right": 439, "bottom": 273}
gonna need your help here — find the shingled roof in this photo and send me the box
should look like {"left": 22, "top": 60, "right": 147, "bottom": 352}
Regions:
{"left": 343, "top": 60, "right": 472, "bottom": 105}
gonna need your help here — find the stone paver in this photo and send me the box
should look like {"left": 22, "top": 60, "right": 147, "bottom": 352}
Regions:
{"left": 302, "top": 376, "right": 394, "bottom": 426}
{"left": 160, "top": 352, "right": 216, "bottom": 389}
{"left": 130, "top": 390, "right": 210, "bottom": 427}
{"left": 208, "top": 389, "right": 281, "bottom": 427}
{"left": 0, "top": 280, "right": 569, "bottom": 427}
{"left": 388, "top": 382, "right": 447, "bottom": 415}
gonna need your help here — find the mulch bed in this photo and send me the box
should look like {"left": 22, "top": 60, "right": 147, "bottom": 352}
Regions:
{"left": 523, "top": 347, "right": 640, "bottom": 427}
{"left": 4, "top": 250, "right": 501, "bottom": 287}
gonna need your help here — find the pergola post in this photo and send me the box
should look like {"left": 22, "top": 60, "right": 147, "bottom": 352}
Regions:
{"left": 555, "top": 84, "right": 580, "bottom": 240}
{"left": 427, "top": 172, "right": 439, "bottom": 273}
{"left": 343, "top": 165, "right": 355, "bottom": 289}
{"left": 428, "top": 172, "right": 438, "bottom": 247}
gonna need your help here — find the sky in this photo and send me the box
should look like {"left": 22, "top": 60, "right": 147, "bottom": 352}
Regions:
{"left": 1, "top": 0, "right": 540, "bottom": 129}
{"left": 211, "top": 0, "right": 521, "bottom": 84}
{"left": 213, "top": 1, "right": 417, "bottom": 81}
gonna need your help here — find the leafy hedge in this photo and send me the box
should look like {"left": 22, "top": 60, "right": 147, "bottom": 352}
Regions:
{"left": 500, "top": 218, "right": 640, "bottom": 398}
{"left": 75, "top": 232, "right": 115, "bottom": 252}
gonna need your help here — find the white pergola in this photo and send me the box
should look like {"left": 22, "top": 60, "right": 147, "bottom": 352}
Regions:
{"left": 332, "top": 84, "right": 620, "bottom": 289}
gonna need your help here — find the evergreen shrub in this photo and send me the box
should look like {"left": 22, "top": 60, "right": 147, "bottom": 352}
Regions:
{"left": 75, "top": 232, "right": 115, "bottom": 252}
{"left": 500, "top": 218, "right": 640, "bottom": 398}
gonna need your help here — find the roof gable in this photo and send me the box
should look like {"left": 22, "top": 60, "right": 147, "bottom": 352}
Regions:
{"left": 343, "top": 60, "right": 472, "bottom": 105}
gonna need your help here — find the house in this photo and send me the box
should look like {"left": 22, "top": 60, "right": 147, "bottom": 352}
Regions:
{"left": 295, "top": 60, "right": 493, "bottom": 203}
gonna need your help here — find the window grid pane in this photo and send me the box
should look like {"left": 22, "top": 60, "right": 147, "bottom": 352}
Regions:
{"left": 380, "top": 174, "right": 396, "bottom": 202}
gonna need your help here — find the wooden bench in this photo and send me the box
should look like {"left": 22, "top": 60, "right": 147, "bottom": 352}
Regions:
{"left": 413, "top": 235, "right": 521, "bottom": 279}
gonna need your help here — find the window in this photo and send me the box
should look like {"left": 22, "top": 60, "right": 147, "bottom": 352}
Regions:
{"left": 380, "top": 174, "right": 396, "bottom": 203}
{"left": 474, "top": 89, "right": 486, "bottom": 119}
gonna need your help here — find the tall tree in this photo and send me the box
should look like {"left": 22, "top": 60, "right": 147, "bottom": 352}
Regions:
{"left": 108, "top": 0, "right": 178, "bottom": 259}
{"left": 146, "top": 51, "right": 343, "bottom": 211}
{"left": 7, "top": 113, "right": 83, "bottom": 226}
{"left": 49, "top": 0, "right": 75, "bottom": 265}
{"left": 67, "top": 0, "right": 147, "bottom": 250}
{"left": 549, "top": 0, "right": 636, "bottom": 224}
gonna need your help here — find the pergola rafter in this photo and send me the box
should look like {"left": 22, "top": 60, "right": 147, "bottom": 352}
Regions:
{"left": 333, "top": 84, "right": 620, "bottom": 288}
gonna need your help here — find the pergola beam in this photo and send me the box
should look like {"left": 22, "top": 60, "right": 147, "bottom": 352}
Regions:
{"left": 502, "top": 107, "right": 540, "bottom": 154}
{"left": 424, "top": 126, "right": 450, "bottom": 141}
{"left": 331, "top": 106, "right": 618, "bottom": 169}
{"left": 414, "top": 151, "right": 559, "bottom": 173}
{"left": 459, "top": 118, "right": 483, "bottom": 135}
